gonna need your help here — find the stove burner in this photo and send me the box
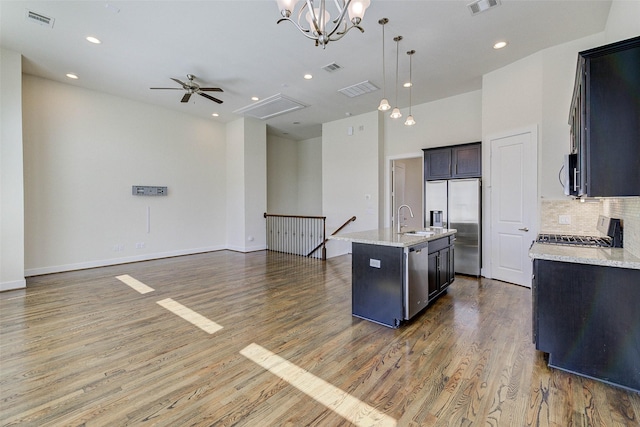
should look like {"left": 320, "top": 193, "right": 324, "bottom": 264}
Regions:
{"left": 536, "top": 233, "right": 613, "bottom": 247}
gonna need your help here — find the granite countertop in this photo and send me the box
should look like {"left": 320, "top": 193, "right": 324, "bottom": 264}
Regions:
{"left": 529, "top": 242, "right": 640, "bottom": 270}
{"left": 329, "top": 227, "right": 457, "bottom": 248}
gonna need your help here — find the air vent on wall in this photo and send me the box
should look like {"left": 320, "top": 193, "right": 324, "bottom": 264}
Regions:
{"left": 233, "top": 94, "right": 307, "bottom": 120}
{"left": 25, "top": 9, "right": 55, "bottom": 28}
{"left": 467, "top": 0, "right": 501, "bottom": 15}
{"left": 338, "top": 80, "right": 379, "bottom": 98}
{"left": 322, "top": 62, "right": 342, "bottom": 73}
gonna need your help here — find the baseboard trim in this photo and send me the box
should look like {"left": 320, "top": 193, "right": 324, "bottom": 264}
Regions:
{"left": 24, "top": 245, "right": 226, "bottom": 277}
{"left": 1, "top": 279, "right": 27, "bottom": 292}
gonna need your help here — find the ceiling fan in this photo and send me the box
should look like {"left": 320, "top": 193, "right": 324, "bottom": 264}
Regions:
{"left": 150, "top": 74, "right": 224, "bottom": 104}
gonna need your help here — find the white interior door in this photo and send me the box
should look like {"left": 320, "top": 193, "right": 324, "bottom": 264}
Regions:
{"left": 489, "top": 129, "right": 537, "bottom": 287}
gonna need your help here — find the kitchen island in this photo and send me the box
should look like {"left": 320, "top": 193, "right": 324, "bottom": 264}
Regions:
{"left": 331, "top": 228, "right": 456, "bottom": 328}
{"left": 529, "top": 242, "right": 640, "bottom": 392}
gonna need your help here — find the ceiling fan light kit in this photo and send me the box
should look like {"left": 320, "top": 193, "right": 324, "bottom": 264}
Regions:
{"left": 276, "top": 0, "right": 370, "bottom": 48}
{"left": 150, "top": 74, "right": 224, "bottom": 104}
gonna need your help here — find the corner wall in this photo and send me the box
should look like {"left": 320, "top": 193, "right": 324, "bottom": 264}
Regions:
{"left": 0, "top": 48, "right": 25, "bottom": 291}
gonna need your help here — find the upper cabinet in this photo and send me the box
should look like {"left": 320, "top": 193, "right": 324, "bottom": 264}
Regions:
{"left": 424, "top": 142, "right": 481, "bottom": 181}
{"left": 569, "top": 36, "right": 640, "bottom": 197}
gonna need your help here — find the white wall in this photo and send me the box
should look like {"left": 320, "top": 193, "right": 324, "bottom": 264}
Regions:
{"left": 605, "top": 0, "right": 640, "bottom": 43}
{"left": 384, "top": 90, "right": 482, "bottom": 155}
{"left": 225, "top": 117, "right": 267, "bottom": 252}
{"left": 0, "top": 48, "right": 26, "bottom": 291}
{"left": 297, "top": 136, "right": 322, "bottom": 215}
{"left": 22, "top": 75, "right": 228, "bottom": 275}
{"left": 267, "top": 135, "right": 299, "bottom": 214}
{"left": 322, "top": 111, "right": 381, "bottom": 257}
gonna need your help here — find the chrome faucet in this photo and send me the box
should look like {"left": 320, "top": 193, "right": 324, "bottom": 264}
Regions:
{"left": 397, "top": 204, "right": 414, "bottom": 233}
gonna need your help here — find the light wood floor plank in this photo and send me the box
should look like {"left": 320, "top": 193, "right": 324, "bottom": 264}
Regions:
{"left": 1, "top": 250, "right": 638, "bottom": 426}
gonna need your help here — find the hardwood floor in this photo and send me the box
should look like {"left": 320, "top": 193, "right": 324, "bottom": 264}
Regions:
{"left": 1, "top": 250, "right": 638, "bottom": 426}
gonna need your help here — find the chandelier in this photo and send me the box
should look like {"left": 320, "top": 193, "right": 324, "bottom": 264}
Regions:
{"left": 276, "top": 0, "right": 371, "bottom": 48}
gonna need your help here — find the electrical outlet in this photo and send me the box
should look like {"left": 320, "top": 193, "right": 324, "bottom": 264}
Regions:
{"left": 559, "top": 215, "right": 571, "bottom": 225}
{"left": 135, "top": 242, "right": 145, "bottom": 249}
{"left": 113, "top": 244, "right": 124, "bottom": 252}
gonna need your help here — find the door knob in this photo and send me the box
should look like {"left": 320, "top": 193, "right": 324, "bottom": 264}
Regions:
{"left": 519, "top": 227, "right": 529, "bottom": 232}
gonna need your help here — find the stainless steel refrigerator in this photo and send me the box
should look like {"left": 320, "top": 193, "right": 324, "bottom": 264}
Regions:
{"left": 425, "top": 178, "right": 481, "bottom": 276}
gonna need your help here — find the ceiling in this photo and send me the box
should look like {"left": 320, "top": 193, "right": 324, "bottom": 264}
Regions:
{"left": 1, "top": 1, "right": 612, "bottom": 140}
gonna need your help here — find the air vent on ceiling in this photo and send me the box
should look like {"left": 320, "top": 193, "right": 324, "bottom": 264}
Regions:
{"left": 338, "top": 80, "right": 379, "bottom": 98}
{"left": 25, "top": 9, "right": 55, "bottom": 28}
{"left": 467, "top": 0, "right": 501, "bottom": 15}
{"left": 233, "top": 94, "right": 307, "bottom": 120}
{"left": 322, "top": 62, "right": 343, "bottom": 73}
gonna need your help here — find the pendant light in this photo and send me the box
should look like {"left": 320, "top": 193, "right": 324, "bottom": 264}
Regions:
{"left": 377, "top": 18, "right": 391, "bottom": 111}
{"left": 404, "top": 50, "right": 416, "bottom": 126}
{"left": 390, "top": 36, "right": 403, "bottom": 119}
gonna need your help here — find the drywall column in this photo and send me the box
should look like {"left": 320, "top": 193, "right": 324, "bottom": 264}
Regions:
{"left": 322, "top": 111, "right": 381, "bottom": 258}
{"left": 225, "top": 117, "right": 267, "bottom": 252}
{"left": 0, "top": 48, "right": 26, "bottom": 291}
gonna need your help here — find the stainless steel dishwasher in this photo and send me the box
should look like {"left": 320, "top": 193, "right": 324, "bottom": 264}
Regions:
{"left": 405, "top": 242, "right": 430, "bottom": 319}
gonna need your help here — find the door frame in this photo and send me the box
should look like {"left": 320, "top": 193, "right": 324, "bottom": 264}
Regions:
{"left": 385, "top": 152, "right": 424, "bottom": 229}
{"left": 482, "top": 125, "right": 538, "bottom": 282}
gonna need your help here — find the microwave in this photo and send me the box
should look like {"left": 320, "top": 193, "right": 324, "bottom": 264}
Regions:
{"left": 563, "top": 153, "right": 578, "bottom": 196}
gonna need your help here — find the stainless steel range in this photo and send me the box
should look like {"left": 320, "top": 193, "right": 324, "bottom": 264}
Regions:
{"left": 535, "top": 215, "right": 623, "bottom": 248}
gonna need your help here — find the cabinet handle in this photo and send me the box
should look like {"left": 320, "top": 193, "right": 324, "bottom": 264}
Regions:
{"left": 519, "top": 227, "right": 529, "bottom": 232}
{"left": 573, "top": 168, "right": 578, "bottom": 192}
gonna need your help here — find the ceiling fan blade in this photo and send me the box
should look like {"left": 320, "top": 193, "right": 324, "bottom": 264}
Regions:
{"left": 181, "top": 93, "right": 192, "bottom": 103}
{"left": 171, "top": 78, "right": 188, "bottom": 88}
{"left": 199, "top": 87, "right": 224, "bottom": 92}
{"left": 150, "top": 87, "right": 183, "bottom": 90}
{"left": 198, "top": 92, "right": 223, "bottom": 104}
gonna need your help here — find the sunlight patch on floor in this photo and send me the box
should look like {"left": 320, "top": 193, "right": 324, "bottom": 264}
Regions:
{"left": 157, "top": 298, "right": 223, "bottom": 334}
{"left": 240, "top": 343, "right": 397, "bottom": 427}
{"left": 116, "top": 274, "right": 155, "bottom": 294}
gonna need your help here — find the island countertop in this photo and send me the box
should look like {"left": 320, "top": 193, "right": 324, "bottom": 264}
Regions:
{"left": 329, "top": 227, "right": 457, "bottom": 248}
{"left": 529, "top": 242, "right": 640, "bottom": 270}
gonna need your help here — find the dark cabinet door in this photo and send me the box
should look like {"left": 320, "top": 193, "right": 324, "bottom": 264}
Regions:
{"left": 452, "top": 144, "right": 481, "bottom": 178}
{"left": 351, "top": 243, "right": 404, "bottom": 328}
{"left": 534, "top": 259, "right": 640, "bottom": 392}
{"left": 570, "top": 36, "right": 640, "bottom": 197}
{"left": 424, "top": 142, "right": 481, "bottom": 181}
{"left": 427, "top": 251, "right": 439, "bottom": 298}
{"left": 439, "top": 246, "right": 451, "bottom": 291}
{"left": 424, "top": 148, "right": 452, "bottom": 180}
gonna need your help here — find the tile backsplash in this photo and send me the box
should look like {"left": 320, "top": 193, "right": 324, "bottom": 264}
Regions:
{"left": 540, "top": 197, "right": 640, "bottom": 257}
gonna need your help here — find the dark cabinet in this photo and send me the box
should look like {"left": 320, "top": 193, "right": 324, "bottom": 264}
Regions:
{"left": 568, "top": 36, "right": 640, "bottom": 197}
{"left": 351, "top": 236, "right": 455, "bottom": 328}
{"left": 533, "top": 259, "right": 640, "bottom": 392}
{"left": 424, "top": 142, "right": 481, "bottom": 181}
{"left": 427, "top": 237, "right": 454, "bottom": 299}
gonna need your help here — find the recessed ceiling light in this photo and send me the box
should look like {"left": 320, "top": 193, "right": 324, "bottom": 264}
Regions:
{"left": 211, "top": 113, "right": 219, "bottom": 117}
{"left": 251, "top": 96, "right": 259, "bottom": 101}
{"left": 66, "top": 73, "right": 79, "bottom": 79}
{"left": 304, "top": 74, "right": 313, "bottom": 80}
{"left": 403, "top": 82, "right": 412, "bottom": 88}
{"left": 493, "top": 41, "right": 508, "bottom": 49}
{"left": 86, "top": 36, "right": 101, "bottom": 44}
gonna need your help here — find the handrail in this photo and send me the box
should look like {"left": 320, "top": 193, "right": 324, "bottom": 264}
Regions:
{"left": 306, "top": 215, "right": 356, "bottom": 257}
{"left": 263, "top": 213, "right": 326, "bottom": 220}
